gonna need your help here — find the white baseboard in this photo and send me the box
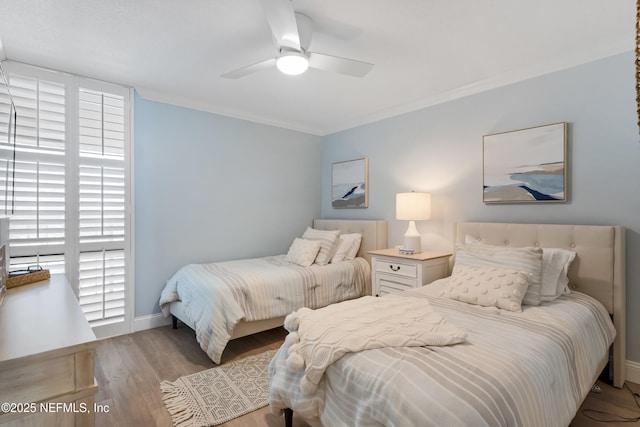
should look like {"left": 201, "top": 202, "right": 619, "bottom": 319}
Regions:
{"left": 627, "top": 360, "right": 640, "bottom": 385}
{"left": 134, "top": 312, "right": 172, "bottom": 331}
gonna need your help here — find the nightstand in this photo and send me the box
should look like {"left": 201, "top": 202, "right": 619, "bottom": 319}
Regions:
{"left": 368, "top": 248, "right": 452, "bottom": 296}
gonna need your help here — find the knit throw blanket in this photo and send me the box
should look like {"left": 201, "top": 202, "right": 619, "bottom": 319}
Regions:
{"left": 283, "top": 295, "right": 467, "bottom": 394}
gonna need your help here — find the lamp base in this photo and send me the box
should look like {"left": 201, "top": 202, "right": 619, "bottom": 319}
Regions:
{"left": 403, "top": 220, "right": 422, "bottom": 253}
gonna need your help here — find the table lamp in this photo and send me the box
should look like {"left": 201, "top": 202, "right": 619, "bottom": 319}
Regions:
{"left": 395, "top": 192, "right": 431, "bottom": 254}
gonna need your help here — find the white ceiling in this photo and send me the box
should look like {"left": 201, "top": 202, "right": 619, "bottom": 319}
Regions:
{"left": 0, "top": 0, "right": 634, "bottom": 135}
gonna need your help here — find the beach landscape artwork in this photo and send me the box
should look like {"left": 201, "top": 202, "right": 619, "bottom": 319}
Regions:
{"left": 332, "top": 157, "right": 368, "bottom": 208}
{"left": 483, "top": 122, "right": 567, "bottom": 203}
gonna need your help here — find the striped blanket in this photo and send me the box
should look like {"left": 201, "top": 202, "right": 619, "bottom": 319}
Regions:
{"left": 160, "top": 255, "right": 370, "bottom": 364}
{"left": 268, "top": 279, "right": 616, "bottom": 427}
{"left": 283, "top": 295, "right": 467, "bottom": 395}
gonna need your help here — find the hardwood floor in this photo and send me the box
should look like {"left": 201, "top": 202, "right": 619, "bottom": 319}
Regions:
{"left": 94, "top": 324, "right": 309, "bottom": 427}
{"left": 95, "top": 325, "right": 639, "bottom": 427}
{"left": 572, "top": 380, "right": 640, "bottom": 426}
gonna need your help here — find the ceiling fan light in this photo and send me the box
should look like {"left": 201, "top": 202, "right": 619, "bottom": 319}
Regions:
{"left": 276, "top": 51, "right": 309, "bottom": 76}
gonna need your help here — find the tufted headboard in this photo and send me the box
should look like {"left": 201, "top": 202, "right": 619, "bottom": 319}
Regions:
{"left": 456, "top": 222, "right": 626, "bottom": 388}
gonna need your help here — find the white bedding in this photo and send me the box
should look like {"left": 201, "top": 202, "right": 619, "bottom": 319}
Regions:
{"left": 159, "top": 255, "right": 370, "bottom": 363}
{"left": 269, "top": 278, "right": 616, "bottom": 427}
{"left": 283, "top": 295, "right": 467, "bottom": 394}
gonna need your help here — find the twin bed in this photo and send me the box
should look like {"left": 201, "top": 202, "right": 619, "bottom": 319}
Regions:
{"left": 159, "top": 219, "right": 388, "bottom": 363}
{"left": 159, "top": 220, "right": 626, "bottom": 426}
{"left": 269, "top": 222, "right": 626, "bottom": 427}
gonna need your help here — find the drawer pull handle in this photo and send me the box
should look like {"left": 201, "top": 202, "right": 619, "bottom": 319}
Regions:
{"left": 389, "top": 265, "right": 400, "bottom": 272}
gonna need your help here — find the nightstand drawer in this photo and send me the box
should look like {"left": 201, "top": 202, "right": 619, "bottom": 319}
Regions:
{"left": 374, "top": 259, "right": 417, "bottom": 279}
{"left": 368, "top": 249, "right": 452, "bottom": 297}
{"left": 379, "top": 276, "right": 416, "bottom": 295}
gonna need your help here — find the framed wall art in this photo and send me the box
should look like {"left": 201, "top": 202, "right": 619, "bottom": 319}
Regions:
{"left": 483, "top": 122, "right": 567, "bottom": 203}
{"left": 331, "top": 157, "right": 368, "bottom": 208}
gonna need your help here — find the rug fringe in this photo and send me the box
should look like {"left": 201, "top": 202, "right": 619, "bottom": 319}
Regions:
{"left": 160, "top": 380, "right": 197, "bottom": 427}
{"left": 159, "top": 350, "right": 278, "bottom": 427}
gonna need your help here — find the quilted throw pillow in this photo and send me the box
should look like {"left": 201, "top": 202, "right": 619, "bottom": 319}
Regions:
{"left": 454, "top": 242, "right": 543, "bottom": 306}
{"left": 302, "top": 227, "right": 340, "bottom": 266}
{"left": 442, "top": 265, "right": 531, "bottom": 312}
{"left": 286, "top": 238, "right": 321, "bottom": 267}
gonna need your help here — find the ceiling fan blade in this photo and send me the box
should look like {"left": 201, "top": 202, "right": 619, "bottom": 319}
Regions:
{"left": 260, "top": 0, "right": 301, "bottom": 50}
{"left": 308, "top": 52, "right": 374, "bottom": 77}
{"left": 221, "top": 58, "right": 276, "bottom": 79}
{"left": 295, "top": 13, "right": 313, "bottom": 51}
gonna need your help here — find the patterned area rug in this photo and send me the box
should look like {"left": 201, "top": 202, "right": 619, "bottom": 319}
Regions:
{"left": 161, "top": 349, "right": 277, "bottom": 427}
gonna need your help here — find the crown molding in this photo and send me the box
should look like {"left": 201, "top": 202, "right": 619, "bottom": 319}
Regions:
{"left": 139, "top": 41, "right": 632, "bottom": 137}
{"left": 135, "top": 87, "right": 325, "bottom": 136}
{"left": 323, "top": 41, "right": 633, "bottom": 135}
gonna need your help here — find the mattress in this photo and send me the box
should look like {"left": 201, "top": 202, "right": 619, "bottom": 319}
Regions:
{"left": 160, "top": 255, "right": 370, "bottom": 363}
{"left": 268, "top": 278, "right": 616, "bottom": 427}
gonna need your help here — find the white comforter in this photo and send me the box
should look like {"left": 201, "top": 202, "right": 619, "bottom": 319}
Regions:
{"left": 159, "top": 255, "right": 370, "bottom": 364}
{"left": 283, "top": 295, "right": 467, "bottom": 395}
{"left": 269, "top": 279, "right": 616, "bottom": 427}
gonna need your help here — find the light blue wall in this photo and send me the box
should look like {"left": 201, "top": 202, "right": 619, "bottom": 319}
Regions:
{"left": 321, "top": 52, "right": 640, "bottom": 362}
{"left": 133, "top": 52, "right": 639, "bottom": 362}
{"left": 134, "top": 94, "right": 323, "bottom": 317}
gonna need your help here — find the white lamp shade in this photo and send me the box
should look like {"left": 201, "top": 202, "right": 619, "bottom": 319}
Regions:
{"left": 396, "top": 192, "right": 431, "bottom": 220}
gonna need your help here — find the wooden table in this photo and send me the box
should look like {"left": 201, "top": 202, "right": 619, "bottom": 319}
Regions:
{"left": 0, "top": 274, "right": 97, "bottom": 426}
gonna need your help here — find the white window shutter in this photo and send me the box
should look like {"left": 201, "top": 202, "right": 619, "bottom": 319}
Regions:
{"left": 77, "top": 85, "right": 130, "bottom": 334}
{"left": 0, "top": 73, "right": 66, "bottom": 272}
{"left": 79, "top": 249, "right": 126, "bottom": 327}
{"left": 1, "top": 63, "right": 133, "bottom": 337}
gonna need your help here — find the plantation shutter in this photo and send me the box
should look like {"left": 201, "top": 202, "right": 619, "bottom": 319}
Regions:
{"left": 0, "top": 73, "right": 67, "bottom": 271}
{"left": 0, "top": 62, "right": 133, "bottom": 338}
{"left": 77, "top": 87, "right": 129, "bottom": 329}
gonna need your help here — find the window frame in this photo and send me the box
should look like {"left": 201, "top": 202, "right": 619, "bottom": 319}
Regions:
{"left": 2, "top": 61, "right": 135, "bottom": 338}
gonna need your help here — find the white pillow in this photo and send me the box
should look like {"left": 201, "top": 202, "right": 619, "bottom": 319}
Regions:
{"left": 442, "top": 265, "right": 531, "bottom": 312}
{"left": 464, "top": 235, "right": 575, "bottom": 303}
{"left": 540, "top": 248, "right": 576, "bottom": 301}
{"left": 330, "top": 233, "right": 362, "bottom": 263}
{"left": 454, "top": 242, "right": 543, "bottom": 306}
{"left": 286, "top": 238, "right": 321, "bottom": 267}
{"left": 302, "top": 227, "right": 340, "bottom": 266}
{"left": 344, "top": 233, "right": 362, "bottom": 260}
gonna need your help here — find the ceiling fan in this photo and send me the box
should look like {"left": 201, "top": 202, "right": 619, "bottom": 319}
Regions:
{"left": 221, "top": 0, "right": 374, "bottom": 79}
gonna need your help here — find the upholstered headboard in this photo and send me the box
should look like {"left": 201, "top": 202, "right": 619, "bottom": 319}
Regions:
{"left": 313, "top": 219, "right": 387, "bottom": 265}
{"left": 456, "top": 222, "right": 626, "bottom": 388}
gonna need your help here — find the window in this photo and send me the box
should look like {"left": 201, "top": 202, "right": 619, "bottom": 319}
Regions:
{"left": 0, "top": 62, "right": 133, "bottom": 337}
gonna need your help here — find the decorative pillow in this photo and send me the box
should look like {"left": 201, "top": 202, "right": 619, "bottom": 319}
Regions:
{"left": 344, "top": 233, "right": 362, "bottom": 260}
{"left": 539, "top": 248, "right": 576, "bottom": 301}
{"left": 442, "top": 265, "right": 531, "bottom": 312}
{"left": 286, "top": 238, "right": 321, "bottom": 267}
{"left": 302, "top": 227, "right": 340, "bottom": 266}
{"left": 464, "top": 235, "right": 482, "bottom": 245}
{"left": 464, "top": 235, "right": 575, "bottom": 303}
{"left": 454, "top": 242, "right": 543, "bottom": 306}
{"left": 330, "top": 233, "right": 362, "bottom": 263}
